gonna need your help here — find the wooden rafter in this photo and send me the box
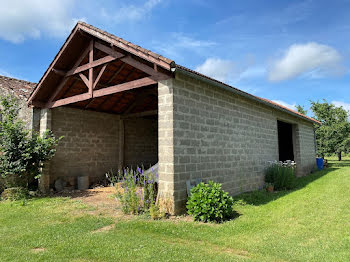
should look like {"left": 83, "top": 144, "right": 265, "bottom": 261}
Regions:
{"left": 47, "top": 77, "right": 156, "bottom": 108}
{"left": 42, "top": 39, "right": 170, "bottom": 109}
{"left": 79, "top": 73, "right": 89, "bottom": 88}
{"left": 95, "top": 42, "right": 168, "bottom": 81}
{"left": 93, "top": 64, "right": 107, "bottom": 89}
{"left": 88, "top": 40, "right": 94, "bottom": 97}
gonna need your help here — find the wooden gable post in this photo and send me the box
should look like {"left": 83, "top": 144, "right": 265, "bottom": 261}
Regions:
{"left": 89, "top": 40, "right": 94, "bottom": 98}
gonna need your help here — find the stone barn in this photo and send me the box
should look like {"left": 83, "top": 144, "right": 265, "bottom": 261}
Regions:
{"left": 24, "top": 22, "right": 319, "bottom": 213}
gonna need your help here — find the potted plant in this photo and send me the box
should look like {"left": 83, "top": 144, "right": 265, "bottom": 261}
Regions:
{"left": 266, "top": 183, "right": 274, "bottom": 193}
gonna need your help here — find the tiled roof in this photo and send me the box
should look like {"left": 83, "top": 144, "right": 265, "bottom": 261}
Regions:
{"left": 30, "top": 21, "right": 319, "bottom": 124}
{"left": 0, "top": 75, "right": 36, "bottom": 99}
{"left": 77, "top": 22, "right": 174, "bottom": 70}
{"left": 77, "top": 23, "right": 319, "bottom": 124}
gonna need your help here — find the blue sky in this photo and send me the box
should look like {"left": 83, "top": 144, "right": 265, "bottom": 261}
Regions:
{"left": 1, "top": 0, "right": 350, "bottom": 113}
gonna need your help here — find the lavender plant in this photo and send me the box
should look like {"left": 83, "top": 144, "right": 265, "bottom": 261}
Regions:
{"left": 115, "top": 167, "right": 159, "bottom": 215}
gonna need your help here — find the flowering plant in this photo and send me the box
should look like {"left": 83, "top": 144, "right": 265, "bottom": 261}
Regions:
{"left": 115, "top": 167, "right": 158, "bottom": 215}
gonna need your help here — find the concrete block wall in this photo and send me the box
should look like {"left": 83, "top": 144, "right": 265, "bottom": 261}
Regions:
{"left": 50, "top": 107, "right": 120, "bottom": 185}
{"left": 46, "top": 107, "right": 158, "bottom": 187}
{"left": 158, "top": 73, "right": 317, "bottom": 213}
{"left": 124, "top": 117, "right": 158, "bottom": 168}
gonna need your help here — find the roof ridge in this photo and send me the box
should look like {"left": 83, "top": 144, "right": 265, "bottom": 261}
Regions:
{"left": 0, "top": 74, "right": 37, "bottom": 86}
{"left": 76, "top": 21, "right": 173, "bottom": 66}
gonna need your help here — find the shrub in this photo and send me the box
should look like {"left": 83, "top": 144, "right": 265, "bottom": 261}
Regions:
{"left": 186, "top": 181, "right": 235, "bottom": 223}
{"left": 0, "top": 96, "right": 61, "bottom": 189}
{"left": 115, "top": 167, "right": 159, "bottom": 216}
{"left": 1, "top": 187, "right": 29, "bottom": 201}
{"left": 265, "top": 163, "right": 296, "bottom": 190}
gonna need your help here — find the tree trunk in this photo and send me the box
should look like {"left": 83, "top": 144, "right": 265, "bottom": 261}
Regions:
{"left": 338, "top": 152, "right": 342, "bottom": 161}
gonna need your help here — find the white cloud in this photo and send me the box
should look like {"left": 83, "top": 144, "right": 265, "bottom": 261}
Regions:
{"left": 332, "top": 101, "right": 350, "bottom": 112}
{"left": 101, "top": 0, "right": 162, "bottom": 23}
{"left": 195, "top": 58, "right": 237, "bottom": 83}
{"left": 195, "top": 57, "right": 266, "bottom": 85}
{"left": 272, "top": 100, "right": 297, "bottom": 111}
{"left": 237, "top": 66, "right": 266, "bottom": 81}
{"left": 268, "top": 42, "right": 346, "bottom": 82}
{"left": 152, "top": 33, "right": 216, "bottom": 60}
{"left": 0, "top": 0, "right": 82, "bottom": 43}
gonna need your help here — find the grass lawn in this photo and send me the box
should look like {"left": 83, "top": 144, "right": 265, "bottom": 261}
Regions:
{"left": 1, "top": 158, "right": 350, "bottom": 261}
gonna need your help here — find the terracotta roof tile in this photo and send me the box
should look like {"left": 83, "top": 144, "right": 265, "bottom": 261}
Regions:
{"left": 77, "top": 22, "right": 173, "bottom": 67}
{"left": 30, "top": 21, "right": 319, "bottom": 124}
{"left": 0, "top": 75, "right": 36, "bottom": 99}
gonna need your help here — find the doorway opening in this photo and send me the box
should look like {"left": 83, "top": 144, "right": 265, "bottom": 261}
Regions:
{"left": 277, "top": 120, "right": 294, "bottom": 161}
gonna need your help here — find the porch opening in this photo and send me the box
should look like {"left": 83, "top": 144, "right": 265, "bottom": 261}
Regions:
{"left": 277, "top": 120, "right": 294, "bottom": 161}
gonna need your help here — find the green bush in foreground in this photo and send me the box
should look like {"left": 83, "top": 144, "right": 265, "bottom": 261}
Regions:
{"left": 0, "top": 96, "right": 61, "bottom": 189}
{"left": 265, "top": 164, "right": 296, "bottom": 190}
{"left": 186, "top": 181, "right": 235, "bottom": 223}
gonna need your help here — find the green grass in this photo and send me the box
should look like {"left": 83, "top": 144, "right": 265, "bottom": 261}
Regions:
{"left": 1, "top": 158, "right": 350, "bottom": 261}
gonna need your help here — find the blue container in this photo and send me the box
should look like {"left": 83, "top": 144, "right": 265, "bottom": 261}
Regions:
{"left": 316, "top": 158, "right": 324, "bottom": 170}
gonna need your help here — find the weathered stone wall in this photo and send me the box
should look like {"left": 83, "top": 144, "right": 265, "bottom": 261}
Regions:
{"left": 0, "top": 86, "right": 34, "bottom": 130}
{"left": 158, "top": 73, "right": 317, "bottom": 213}
{"left": 48, "top": 107, "right": 158, "bottom": 187}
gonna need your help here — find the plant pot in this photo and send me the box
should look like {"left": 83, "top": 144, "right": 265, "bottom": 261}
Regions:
{"left": 266, "top": 186, "right": 274, "bottom": 193}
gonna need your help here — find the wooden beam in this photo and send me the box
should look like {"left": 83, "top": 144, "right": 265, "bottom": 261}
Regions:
{"left": 95, "top": 42, "right": 124, "bottom": 58}
{"left": 89, "top": 40, "right": 94, "bottom": 97}
{"left": 121, "top": 110, "right": 157, "bottom": 119}
{"left": 121, "top": 56, "right": 169, "bottom": 80}
{"left": 93, "top": 64, "right": 107, "bottom": 89}
{"left": 52, "top": 68, "right": 66, "bottom": 76}
{"left": 93, "top": 77, "right": 156, "bottom": 98}
{"left": 66, "top": 55, "right": 116, "bottom": 76}
{"left": 47, "top": 77, "right": 70, "bottom": 104}
{"left": 95, "top": 41, "right": 169, "bottom": 80}
{"left": 60, "top": 79, "right": 78, "bottom": 99}
{"left": 47, "top": 77, "right": 156, "bottom": 108}
{"left": 48, "top": 93, "right": 91, "bottom": 108}
{"left": 73, "top": 41, "right": 93, "bottom": 69}
{"left": 79, "top": 73, "right": 89, "bottom": 88}
{"left": 46, "top": 41, "right": 93, "bottom": 104}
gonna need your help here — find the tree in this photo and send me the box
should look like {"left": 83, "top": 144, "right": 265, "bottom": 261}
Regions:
{"left": 296, "top": 104, "right": 307, "bottom": 115}
{"left": 310, "top": 100, "right": 350, "bottom": 161}
{"left": 0, "top": 96, "right": 61, "bottom": 188}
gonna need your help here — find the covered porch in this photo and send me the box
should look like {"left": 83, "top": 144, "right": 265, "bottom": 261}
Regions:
{"left": 28, "top": 22, "right": 173, "bottom": 191}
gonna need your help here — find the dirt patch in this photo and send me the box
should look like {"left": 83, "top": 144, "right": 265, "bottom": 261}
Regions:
{"left": 91, "top": 224, "right": 115, "bottom": 233}
{"left": 31, "top": 248, "right": 46, "bottom": 253}
{"left": 56, "top": 187, "right": 126, "bottom": 218}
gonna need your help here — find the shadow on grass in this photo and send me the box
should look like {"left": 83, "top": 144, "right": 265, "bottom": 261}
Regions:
{"left": 328, "top": 159, "right": 350, "bottom": 168}
{"left": 233, "top": 167, "right": 337, "bottom": 206}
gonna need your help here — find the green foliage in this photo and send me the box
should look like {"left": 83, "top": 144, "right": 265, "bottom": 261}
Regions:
{"left": 296, "top": 104, "right": 307, "bottom": 115}
{"left": 186, "top": 181, "right": 235, "bottom": 223}
{"left": 310, "top": 100, "right": 350, "bottom": 160}
{"left": 1, "top": 187, "right": 29, "bottom": 201}
{"left": 0, "top": 96, "right": 61, "bottom": 188}
{"left": 265, "top": 164, "right": 296, "bottom": 190}
{"left": 116, "top": 167, "right": 158, "bottom": 215}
